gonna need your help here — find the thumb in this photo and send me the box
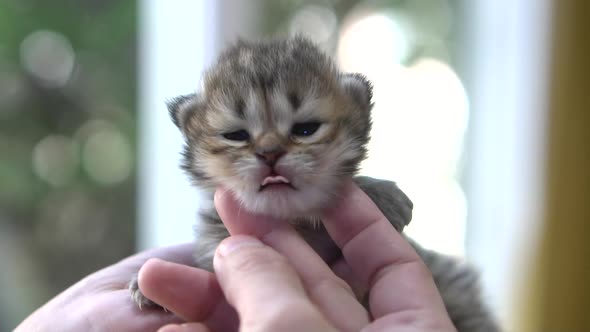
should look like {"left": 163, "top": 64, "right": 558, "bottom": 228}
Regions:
{"left": 213, "top": 235, "right": 336, "bottom": 332}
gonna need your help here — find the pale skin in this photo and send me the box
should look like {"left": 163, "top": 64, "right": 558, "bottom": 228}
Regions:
{"left": 16, "top": 182, "right": 456, "bottom": 332}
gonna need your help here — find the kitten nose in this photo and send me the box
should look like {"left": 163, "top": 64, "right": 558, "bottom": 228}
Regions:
{"left": 255, "top": 148, "right": 285, "bottom": 167}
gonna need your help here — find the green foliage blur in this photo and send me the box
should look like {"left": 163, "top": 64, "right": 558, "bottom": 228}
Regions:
{"left": 0, "top": 1, "right": 137, "bottom": 329}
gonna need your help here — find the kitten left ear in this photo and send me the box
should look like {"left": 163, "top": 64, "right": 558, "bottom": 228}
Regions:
{"left": 340, "top": 73, "right": 373, "bottom": 110}
{"left": 166, "top": 93, "right": 201, "bottom": 134}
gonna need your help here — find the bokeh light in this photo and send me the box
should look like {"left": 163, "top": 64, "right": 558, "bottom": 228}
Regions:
{"left": 1, "top": 3, "right": 137, "bottom": 329}
{"left": 81, "top": 121, "right": 132, "bottom": 185}
{"left": 338, "top": 12, "right": 412, "bottom": 73}
{"left": 20, "top": 30, "right": 76, "bottom": 88}
{"left": 406, "top": 0, "right": 453, "bottom": 37}
{"left": 32, "top": 135, "right": 79, "bottom": 187}
{"left": 368, "top": 58, "right": 469, "bottom": 176}
{"left": 289, "top": 5, "right": 337, "bottom": 44}
{"left": 339, "top": 10, "right": 469, "bottom": 256}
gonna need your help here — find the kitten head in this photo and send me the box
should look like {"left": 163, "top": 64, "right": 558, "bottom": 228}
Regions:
{"left": 169, "top": 37, "right": 373, "bottom": 218}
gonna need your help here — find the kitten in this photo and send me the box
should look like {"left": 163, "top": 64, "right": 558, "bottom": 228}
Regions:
{"left": 131, "top": 37, "right": 500, "bottom": 332}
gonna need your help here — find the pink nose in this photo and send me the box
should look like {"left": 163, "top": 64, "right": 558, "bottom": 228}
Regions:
{"left": 255, "top": 149, "right": 285, "bottom": 167}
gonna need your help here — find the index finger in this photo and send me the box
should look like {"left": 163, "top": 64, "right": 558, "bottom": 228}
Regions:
{"left": 321, "top": 181, "right": 449, "bottom": 319}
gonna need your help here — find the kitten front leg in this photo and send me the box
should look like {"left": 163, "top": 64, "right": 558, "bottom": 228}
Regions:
{"left": 192, "top": 210, "right": 230, "bottom": 271}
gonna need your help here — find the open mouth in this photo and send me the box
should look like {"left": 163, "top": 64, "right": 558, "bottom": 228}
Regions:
{"left": 259, "top": 174, "right": 294, "bottom": 191}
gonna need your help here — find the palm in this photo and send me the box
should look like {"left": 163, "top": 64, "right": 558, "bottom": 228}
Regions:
{"left": 16, "top": 244, "right": 194, "bottom": 332}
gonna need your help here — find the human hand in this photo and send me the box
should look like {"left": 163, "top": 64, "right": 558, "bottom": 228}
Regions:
{"left": 14, "top": 244, "right": 197, "bottom": 332}
{"left": 143, "top": 181, "right": 457, "bottom": 332}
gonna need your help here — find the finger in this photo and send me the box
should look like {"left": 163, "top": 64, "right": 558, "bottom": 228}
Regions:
{"left": 139, "top": 259, "right": 239, "bottom": 332}
{"left": 330, "top": 258, "right": 367, "bottom": 300}
{"left": 97, "top": 243, "right": 196, "bottom": 287}
{"left": 321, "top": 181, "right": 450, "bottom": 320}
{"left": 215, "top": 189, "right": 370, "bottom": 331}
{"left": 214, "top": 235, "right": 337, "bottom": 332}
{"left": 158, "top": 322, "right": 211, "bottom": 332}
{"left": 138, "top": 259, "right": 222, "bottom": 322}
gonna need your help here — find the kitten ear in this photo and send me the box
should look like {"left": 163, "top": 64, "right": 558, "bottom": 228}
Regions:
{"left": 166, "top": 93, "right": 201, "bottom": 134}
{"left": 340, "top": 73, "right": 373, "bottom": 110}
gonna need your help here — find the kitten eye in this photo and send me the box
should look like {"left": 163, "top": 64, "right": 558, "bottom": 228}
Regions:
{"left": 291, "top": 122, "right": 321, "bottom": 137}
{"left": 222, "top": 129, "right": 250, "bottom": 141}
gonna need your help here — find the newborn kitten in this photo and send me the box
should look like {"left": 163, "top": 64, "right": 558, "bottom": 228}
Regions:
{"left": 131, "top": 37, "right": 500, "bottom": 332}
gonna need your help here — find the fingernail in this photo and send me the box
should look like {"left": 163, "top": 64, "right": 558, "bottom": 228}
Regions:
{"left": 217, "top": 235, "right": 263, "bottom": 257}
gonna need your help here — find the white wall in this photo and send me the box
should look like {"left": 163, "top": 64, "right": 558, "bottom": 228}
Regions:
{"left": 137, "top": 0, "right": 219, "bottom": 249}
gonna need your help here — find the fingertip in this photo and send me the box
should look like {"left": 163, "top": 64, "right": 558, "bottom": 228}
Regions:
{"left": 138, "top": 259, "right": 224, "bottom": 322}
{"left": 213, "top": 187, "right": 232, "bottom": 212}
{"left": 213, "top": 188, "right": 245, "bottom": 229}
{"left": 324, "top": 181, "right": 374, "bottom": 218}
{"left": 213, "top": 187, "right": 285, "bottom": 237}
{"left": 321, "top": 182, "right": 385, "bottom": 246}
{"left": 137, "top": 258, "right": 166, "bottom": 291}
{"left": 158, "top": 324, "right": 180, "bottom": 332}
{"left": 158, "top": 323, "right": 210, "bottom": 332}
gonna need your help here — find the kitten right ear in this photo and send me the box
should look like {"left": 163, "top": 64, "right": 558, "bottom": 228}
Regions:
{"left": 166, "top": 93, "right": 201, "bottom": 134}
{"left": 340, "top": 73, "right": 374, "bottom": 110}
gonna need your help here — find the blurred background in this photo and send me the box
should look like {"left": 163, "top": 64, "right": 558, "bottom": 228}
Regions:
{"left": 2, "top": 0, "right": 588, "bottom": 331}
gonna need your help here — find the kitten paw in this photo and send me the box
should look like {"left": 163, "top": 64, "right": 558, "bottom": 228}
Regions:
{"left": 354, "top": 176, "right": 413, "bottom": 232}
{"left": 128, "top": 274, "right": 161, "bottom": 310}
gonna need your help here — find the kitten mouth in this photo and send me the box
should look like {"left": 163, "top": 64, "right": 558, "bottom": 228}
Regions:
{"left": 259, "top": 175, "right": 294, "bottom": 191}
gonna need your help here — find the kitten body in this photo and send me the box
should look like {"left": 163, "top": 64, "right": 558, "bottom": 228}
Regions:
{"left": 132, "top": 37, "right": 500, "bottom": 332}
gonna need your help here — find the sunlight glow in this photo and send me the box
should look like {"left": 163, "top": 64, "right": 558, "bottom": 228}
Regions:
{"left": 339, "top": 12, "right": 469, "bottom": 256}
{"left": 338, "top": 12, "right": 411, "bottom": 72}
{"left": 289, "top": 5, "right": 337, "bottom": 44}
